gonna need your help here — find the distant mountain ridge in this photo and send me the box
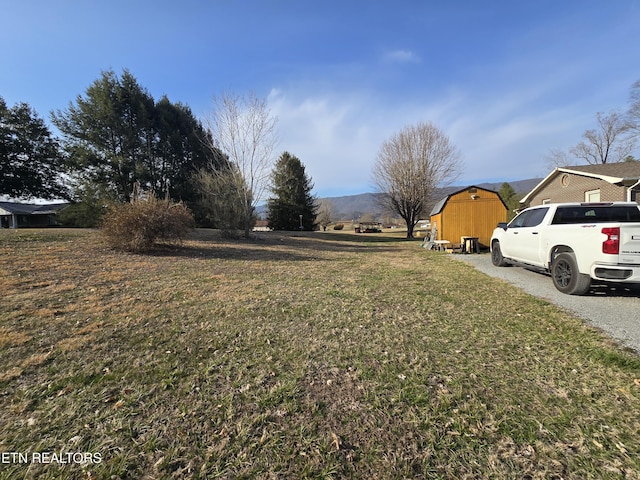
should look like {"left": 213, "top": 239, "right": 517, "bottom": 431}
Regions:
{"left": 320, "top": 178, "right": 542, "bottom": 220}
{"left": 257, "top": 178, "right": 543, "bottom": 220}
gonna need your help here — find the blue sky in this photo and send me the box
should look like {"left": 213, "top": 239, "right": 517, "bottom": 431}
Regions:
{"left": 2, "top": 0, "right": 639, "bottom": 197}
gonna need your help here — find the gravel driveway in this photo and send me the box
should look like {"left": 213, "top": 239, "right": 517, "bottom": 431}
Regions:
{"left": 452, "top": 253, "right": 640, "bottom": 353}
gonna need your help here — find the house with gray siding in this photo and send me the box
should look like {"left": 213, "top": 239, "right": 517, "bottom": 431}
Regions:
{"left": 520, "top": 163, "right": 640, "bottom": 207}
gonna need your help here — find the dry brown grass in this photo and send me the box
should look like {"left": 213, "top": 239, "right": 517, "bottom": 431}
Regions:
{"left": 1, "top": 228, "right": 640, "bottom": 479}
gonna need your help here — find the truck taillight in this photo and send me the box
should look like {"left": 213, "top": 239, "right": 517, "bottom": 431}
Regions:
{"left": 602, "top": 227, "right": 620, "bottom": 254}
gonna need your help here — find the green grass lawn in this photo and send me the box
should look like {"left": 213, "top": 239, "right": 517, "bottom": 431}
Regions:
{"left": 1, "top": 228, "right": 639, "bottom": 479}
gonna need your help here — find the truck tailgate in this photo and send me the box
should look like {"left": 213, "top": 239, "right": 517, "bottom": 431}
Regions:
{"left": 620, "top": 225, "right": 640, "bottom": 264}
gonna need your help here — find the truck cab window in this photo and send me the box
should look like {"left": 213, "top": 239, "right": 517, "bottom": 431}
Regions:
{"left": 523, "top": 208, "right": 549, "bottom": 227}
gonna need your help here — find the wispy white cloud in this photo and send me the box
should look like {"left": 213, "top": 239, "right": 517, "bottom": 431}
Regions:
{"left": 5, "top": 0, "right": 639, "bottom": 199}
{"left": 268, "top": 89, "right": 383, "bottom": 196}
{"left": 267, "top": 77, "right": 611, "bottom": 196}
{"left": 381, "top": 49, "right": 421, "bottom": 65}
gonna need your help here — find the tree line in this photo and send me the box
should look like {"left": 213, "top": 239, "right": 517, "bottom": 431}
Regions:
{"left": 372, "top": 80, "right": 640, "bottom": 238}
{"left": 1, "top": 69, "right": 317, "bottom": 233}
{"left": 4, "top": 70, "right": 639, "bottom": 239}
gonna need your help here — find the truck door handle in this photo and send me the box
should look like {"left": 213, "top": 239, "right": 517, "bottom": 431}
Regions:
{"left": 532, "top": 232, "right": 539, "bottom": 235}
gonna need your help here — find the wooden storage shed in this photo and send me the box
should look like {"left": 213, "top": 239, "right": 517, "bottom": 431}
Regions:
{"left": 429, "top": 186, "right": 507, "bottom": 249}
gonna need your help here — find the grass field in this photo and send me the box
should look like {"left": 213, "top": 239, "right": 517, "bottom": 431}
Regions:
{"left": 1, "top": 228, "right": 640, "bottom": 479}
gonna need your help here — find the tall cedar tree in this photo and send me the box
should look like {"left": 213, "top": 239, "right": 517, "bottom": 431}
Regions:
{"left": 267, "top": 152, "right": 317, "bottom": 231}
{"left": 498, "top": 182, "right": 520, "bottom": 221}
{"left": 51, "top": 69, "right": 219, "bottom": 213}
{"left": 0, "top": 96, "right": 67, "bottom": 199}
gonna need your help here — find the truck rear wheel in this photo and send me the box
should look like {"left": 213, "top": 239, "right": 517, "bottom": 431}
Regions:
{"left": 551, "top": 252, "right": 591, "bottom": 295}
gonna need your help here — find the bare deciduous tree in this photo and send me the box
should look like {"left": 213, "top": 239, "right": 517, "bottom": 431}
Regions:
{"left": 626, "top": 81, "right": 640, "bottom": 162}
{"left": 569, "top": 110, "right": 634, "bottom": 164}
{"left": 205, "top": 92, "right": 278, "bottom": 237}
{"left": 372, "top": 122, "right": 462, "bottom": 238}
{"left": 543, "top": 147, "right": 572, "bottom": 170}
{"left": 194, "top": 162, "right": 249, "bottom": 232}
{"left": 315, "top": 199, "right": 335, "bottom": 231}
{"left": 628, "top": 79, "right": 640, "bottom": 139}
{"left": 545, "top": 110, "right": 636, "bottom": 168}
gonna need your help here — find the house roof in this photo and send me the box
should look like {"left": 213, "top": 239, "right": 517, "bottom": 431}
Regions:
{"left": 429, "top": 185, "right": 505, "bottom": 216}
{"left": 0, "top": 201, "right": 69, "bottom": 215}
{"left": 562, "top": 162, "right": 640, "bottom": 181}
{"left": 520, "top": 162, "right": 640, "bottom": 204}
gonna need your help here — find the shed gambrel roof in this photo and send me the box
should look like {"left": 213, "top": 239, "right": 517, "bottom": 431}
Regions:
{"left": 429, "top": 185, "right": 506, "bottom": 216}
{"left": 520, "top": 162, "right": 640, "bottom": 204}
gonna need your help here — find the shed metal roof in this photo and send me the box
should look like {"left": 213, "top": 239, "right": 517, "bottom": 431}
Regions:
{"left": 429, "top": 186, "right": 504, "bottom": 216}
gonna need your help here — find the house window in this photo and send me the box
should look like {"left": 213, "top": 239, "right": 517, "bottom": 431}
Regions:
{"left": 561, "top": 174, "right": 570, "bottom": 187}
{"left": 585, "top": 189, "right": 600, "bottom": 202}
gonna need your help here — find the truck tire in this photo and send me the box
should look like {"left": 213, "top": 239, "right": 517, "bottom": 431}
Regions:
{"left": 491, "top": 241, "right": 509, "bottom": 267}
{"left": 551, "top": 252, "right": 591, "bottom": 295}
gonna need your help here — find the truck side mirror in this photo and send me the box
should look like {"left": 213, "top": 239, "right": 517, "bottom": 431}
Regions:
{"left": 497, "top": 222, "right": 508, "bottom": 230}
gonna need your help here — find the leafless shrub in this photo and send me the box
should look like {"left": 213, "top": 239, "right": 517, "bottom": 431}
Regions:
{"left": 100, "top": 196, "right": 194, "bottom": 252}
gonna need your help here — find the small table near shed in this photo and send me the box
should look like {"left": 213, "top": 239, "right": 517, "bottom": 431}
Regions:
{"left": 432, "top": 240, "right": 451, "bottom": 251}
{"left": 461, "top": 236, "right": 480, "bottom": 254}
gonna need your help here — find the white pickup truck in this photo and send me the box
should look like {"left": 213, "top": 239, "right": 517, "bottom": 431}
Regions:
{"left": 490, "top": 202, "right": 640, "bottom": 295}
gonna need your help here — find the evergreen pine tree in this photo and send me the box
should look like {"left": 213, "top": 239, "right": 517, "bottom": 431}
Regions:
{"left": 51, "top": 69, "right": 216, "bottom": 205}
{"left": 267, "top": 152, "right": 317, "bottom": 231}
{"left": 498, "top": 182, "right": 521, "bottom": 221}
{"left": 0, "top": 96, "right": 67, "bottom": 199}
